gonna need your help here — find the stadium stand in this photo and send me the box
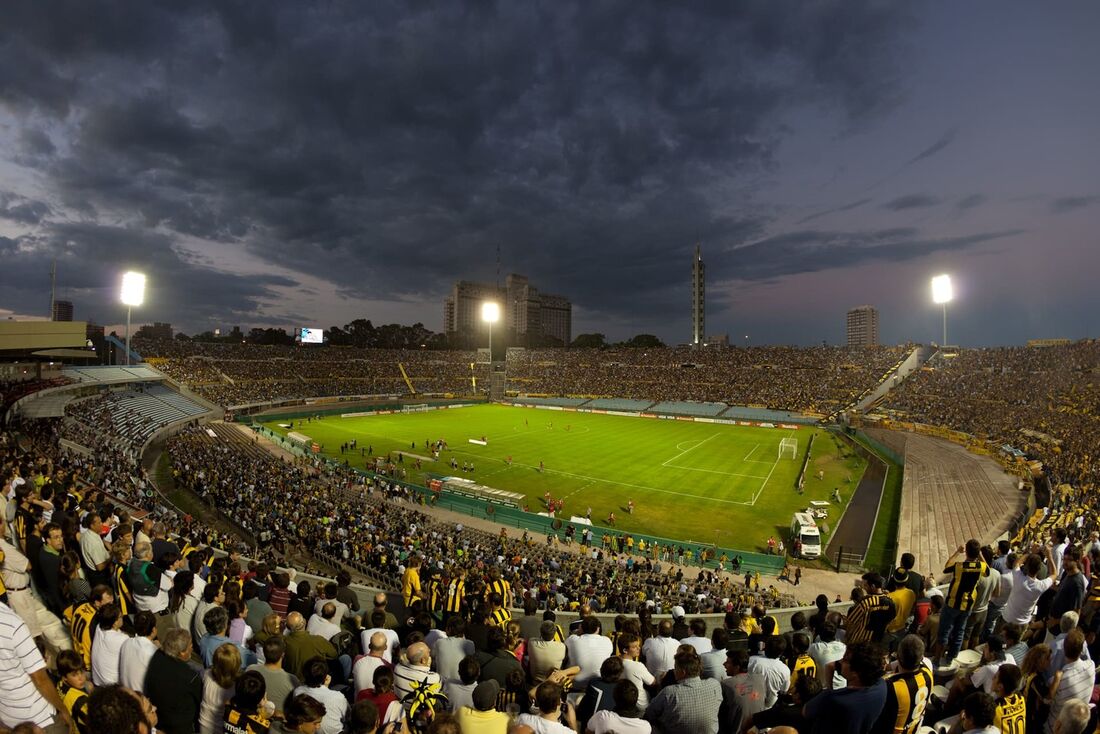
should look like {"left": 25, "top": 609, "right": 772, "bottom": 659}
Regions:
{"left": 4, "top": 339, "right": 1100, "bottom": 733}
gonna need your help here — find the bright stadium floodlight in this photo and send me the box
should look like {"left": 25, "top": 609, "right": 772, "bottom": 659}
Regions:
{"left": 120, "top": 271, "right": 146, "bottom": 366}
{"left": 931, "top": 274, "right": 953, "bottom": 346}
{"left": 482, "top": 301, "right": 500, "bottom": 365}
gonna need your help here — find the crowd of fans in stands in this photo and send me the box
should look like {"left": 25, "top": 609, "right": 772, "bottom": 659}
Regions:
{"left": 882, "top": 342, "right": 1100, "bottom": 490}
{"left": 506, "top": 346, "right": 907, "bottom": 415}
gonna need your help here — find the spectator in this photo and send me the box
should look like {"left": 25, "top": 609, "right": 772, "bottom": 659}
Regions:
{"left": 576, "top": 656, "right": 624, "bottom": 732}
{"left": 0, "top": 599, "right": 78, "bottom": 733}
{"left": 119, "top": 610, "right": 159, "bottom": 692}
{"left": 566, "top": 616, "right": 614, "bottom": 690}
{"left": 746, "top": 636, "right": 789, "bottom": 709}
{"left": 393, "top": 642, "right": 441, "bottom": 713}
{"left": 293, "top": 657, "right": 348, "bottom": 734}
{"left": 454, "top": 679, "right": 510, "bottom": 733}
{"left": 90, "top": 602, "right": 129, "bottom": 686}
{"left": 476, "top": 627, "right": 522, "bottom": 689}
{"left": 585, "top": 679, "right": 651, "bottom": 734}
{"left": 432, "top": 615, "right": 475, "bottom": 685}
{"left": 616, "top": 633, "right": 655, "bottom": 710}
{"left": 223, "top": 670, "right": 272, "bottom": 733}
{"left": 871, "top": 634, "right": 933, "bottom": 734}
{"left": 275, "top": 693, "right": 327, "bottom": 734}
{"left": 443, "top": 655, "right": 479, "bottom": 714}
{"left": 247, "top": 636, "right": 301, "bottom": 718}
{"left": 283, "top": 612, "right": 341, "bottom": 683}
{"left": 87, "top": 684, "right": 155, "bottom": 734}
{"left": 936, "top": 540, "right": 989, "bottom": 666}
{"left": 517, "top": 680, "right": 579, "bottom": 734}
{"left": 641, "top": 620, "right": 679, "bottom": 681}
{"left": 803, "top": 642, "right": 887, "bottom": 734}
{"left": 144, "top": 628, "right": 203, "bottom": 734}
{"left": 199, "top": 643, "right": 241, "bottom": 734}
{"left": 354, "top": 631, "right": 393, "bottom": 697}
{"left": 719, "top": 649, "right": 766, "bottom": 734}
{"left": 644, "top": 649, "right": 722, "bottom": 734}
{"left": 1047, "top": 630, "right": 1091, "bottom": 734}
{"left": 529, "top": 620, "right": 572, "bottom": 685}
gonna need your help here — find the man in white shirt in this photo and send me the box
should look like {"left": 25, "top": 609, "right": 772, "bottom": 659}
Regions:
{"left": 353, "top": 631, "right": 392, "bottom": 695}
{"left": 745, "top": 636, "right": 790, "bottom": 708}
{"left": 294, "top": 657, "right": 348, "bottom": 734}
{"left": 360, "top": 610, "right": 400, "bottom": 663}
{"left": 680, "top": 618, "right": 713, "bottom": 655}
{"left": 129, "top": 541, "right": 170, "bottom": 613}
{"left": 90, "top": 602, "right": 129, "bottom": 686}
{"left": 808, "top": 620, "right": 847, "bottom": 689}
{"left": 307, "top": 602, "right": 342, "bottom": 641}
{"left": 617, "top": 633, "right": 656, "bottom": 709}
{"left": 641, "top": 620, "right": 680, "bottom": 679}
{"left": 393, "top": 642, "right": 441, "bottom": 713}
{"left": 1001, "top": 547, "right": 1056, "bottom": 627}
{"left": 79, "top": 513, "right": 110, "bottom": 584}
{"left": 119, "top": 610, "right": 159, "bottom": 692}
{"left": 565, "top": 616, "right": 613, "bottom": 689}
{"left": 0, "top": 601, "right": 77, "bottom": 733}
{"left": 0, "top": 517, "right": 71, "bottom": 653}
{"left": 432, "top": 615, "right": 475, "bottom": 683}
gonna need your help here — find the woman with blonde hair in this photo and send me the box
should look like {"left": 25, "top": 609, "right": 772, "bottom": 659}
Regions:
{"left": 199, "top": 642, "right": 241, "bottom": 734}
{"left": 505, "top": 619, "right": 527, "bottom": 663}
{"left": 252, "top": 613, "right": 283, "bottom": 663}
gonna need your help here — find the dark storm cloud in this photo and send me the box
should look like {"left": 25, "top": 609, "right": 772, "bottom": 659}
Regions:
{"left": 956, "top": 194, "right": 986, "bottom": 211}
{"left": 0, "top": 221, "right": 297, "bottom": 327}
{"left": 905, "top": 128, "right": 957, "bottom": 166}
{"left": 0, "top": 192, "right": 50, "bottom": 224}
{"left": 882, "top": 194, "right": 940, "bottom": 211}
{"left": 1050, "top": 196, "right": 1098, "bottom": 214}
{"left": 0, "top": 0, "right": 916, "bottom": 329}
{"left": 725, "top": 227, "right": 1023, "bottom": 282}
{"left": 797, "top": 198, "right": 873, "bottom": 225}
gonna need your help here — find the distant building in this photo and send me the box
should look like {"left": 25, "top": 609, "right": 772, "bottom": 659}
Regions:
{"left": 706, "top": 334, "right": 729, "bottom": 347}
{"left": 51, "top": 300, "right": 73, "bottom": 322}
{"left": 692, "top": 245, "right": 705, "bottom": 347}
{"left": 135, "top": 322, "right": 173, "bottom": 340}
{"left": 444, "top": 273, "right": 571, "bottom": 345}
{"left": 846, "top": 305, "right": 879, "bottom": 348}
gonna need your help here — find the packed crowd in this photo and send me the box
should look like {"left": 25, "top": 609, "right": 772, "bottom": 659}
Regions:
{"left": 505, "top": 346, "right": 907, "bottom": 415}
{"left": 882, "top": 342, "right": 1100, "bottom": 489}
{"left": 135, "top": 339, "right": 486, "bottom": 407}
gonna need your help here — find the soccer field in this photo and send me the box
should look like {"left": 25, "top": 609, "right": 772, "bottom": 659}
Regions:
{"left": 259, "top": 404, "right": 866, "bottom": 550}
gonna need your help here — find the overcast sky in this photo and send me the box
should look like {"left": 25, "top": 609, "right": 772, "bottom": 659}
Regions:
{"left": 1, "top": 1, "right": 1097, "bottom": 345}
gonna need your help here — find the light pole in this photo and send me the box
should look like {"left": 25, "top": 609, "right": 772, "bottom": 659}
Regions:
{"left": 931, "top": 274, "right": 953, "bottom": 346}
{"left": 481, "top": 301, "right": 500, "bottom": 366}
{"left": 120, "top": 271, "right": 146, "bottom": 365}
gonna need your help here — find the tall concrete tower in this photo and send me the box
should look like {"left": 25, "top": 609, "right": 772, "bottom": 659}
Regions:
{"left": 692, "top": 244, "right": 705, "bottom": 347}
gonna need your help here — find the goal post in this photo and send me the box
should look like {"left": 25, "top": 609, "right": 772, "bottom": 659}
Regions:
{"left": 779, "top": 437, "right": 798, "bottom": 460}
{"left": 401, "top": 403, "right": 429, "bottom": 414}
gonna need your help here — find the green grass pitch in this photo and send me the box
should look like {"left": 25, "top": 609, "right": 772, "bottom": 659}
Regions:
{"left": 260, "top": 404, "right": 866, "bottom": 551}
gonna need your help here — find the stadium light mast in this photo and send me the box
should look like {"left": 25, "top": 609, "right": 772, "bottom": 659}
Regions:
{"left": 120, "top": 271, "right": 146, "bottom": 366}
{"left": 482, "top": 301, "right": 500, "bottom": 366}
{"left": 931, "top": 274, "right": 953, "bottom": 347}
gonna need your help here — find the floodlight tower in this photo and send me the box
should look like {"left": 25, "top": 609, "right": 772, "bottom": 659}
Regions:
{"left": 482, "top": 301, "right": 500, "bottom": 365}
{"left": 120, "top": 271, "right": 146, "bottom": 365}
{"left": 931, "top": 274, "right": 953, "bottom": 347}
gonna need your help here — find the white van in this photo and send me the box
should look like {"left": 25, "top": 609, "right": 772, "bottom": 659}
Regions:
{"left": 790, "top": 512, "right": 822, "bottom": 559}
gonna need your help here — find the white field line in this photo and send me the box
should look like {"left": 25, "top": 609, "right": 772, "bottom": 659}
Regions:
{"left": 748, "top": 429, "right": 797, "bottom": 506}
{"left": 660, "top": 462, "right": 770, "bottom": 479}
{"left": 660, "top": 433, "right": 720, "bottom": 467}
{"left": 743, "top": 444, "right": 760, "bottom": 460}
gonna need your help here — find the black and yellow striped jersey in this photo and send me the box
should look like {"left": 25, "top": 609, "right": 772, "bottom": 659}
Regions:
{"left": 427, "top": 577, "right": 443, "bottom": 611}
{"left": 846, "top": 593, "right": 896, "bottom": 644}
{"left": 58, "top": 681, "right": 90, "bottom": 734}
{"left": 69, "top": 602, "right": 98, "bottom": 668}
{"left": 223, "top": 704, "right": 271, "bottom": 734}
{"left": 485, "top": 578, "right": 512, "bottom": 606}
{"left": 444, "top": 580, "right": 465, "bottom": 613}
{"left": 112, "top": 563, "right": 133, "bottom": 616}
{"left": 489, "top": 607, "right": 513, "bottom": 626}
{"left": 872, "top": 664, "right": 934, "bottom": 734}
{"left": 994, "top": 692, "right": 1025, "bottom": 734}
{"left": 943, "top": 559, "right": 989, "bottom": 611}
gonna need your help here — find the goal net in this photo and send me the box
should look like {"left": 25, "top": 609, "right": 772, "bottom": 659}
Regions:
{"left": 779, "top": 437, "right": 798, "bottom": 460}
{"left": 401, "top": 404, "right": 430, "bottom": 414}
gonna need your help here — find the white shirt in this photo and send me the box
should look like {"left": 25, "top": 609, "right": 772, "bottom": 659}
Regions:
{"left": 119, "top": 635, "right": 159, "bottom": 692}
{"left": 314, "top": 597, "right": 350, "bottom": 626}
{"left": 294, "top": 684, "right": 348, "bottom": 734}
{"left": 199, "top": 671, "right": 233, "bottom": 734}
{"left": 79, "top": 528, "right": 109, "bottom": 569}
{"left": 134, "top": 569, "right": 171, "bottom": 614}
{"left": 641, "top": 636, "right": 680, "bottom": 678}
{"left": 621, "top": 658, "right": 656, "bottom": 708}
{"left": 516, "top": 713, "right": 577, "bottom": 734}
{"left": 1001, "top": 570, "right": 1054, "bottom": 625}
{"left": 91, "top": 627, "right": 129, "bottom": 686}
{"left": 588, "top": 710, "right": 653, "bottom": 733}
{"left": 971, "top": 655, "right": 1014, "bottom": 694}
{"left": 352, "top": 655, "right": 389, "bottom": 694}
{"left": 746, "top": 655, "right": 790, "bottom": 708}
{"left": 679, "top": 635, "right": 713, "bottom": 655}
{"left": 307, "top": 614, "right": 341, "bottom": 641}
{"left": 0, "top": 602, "right": 56, "bottom": 729}
{"left": 360, "top": 627, "right": 400, "bottom": 663}
{"left": 565, "top": 633, "right": 614, "bottom": 688}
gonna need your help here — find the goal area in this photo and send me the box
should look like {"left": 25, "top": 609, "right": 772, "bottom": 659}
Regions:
{"left": 779, "top": 437, "right": 798, "bottom": 460}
